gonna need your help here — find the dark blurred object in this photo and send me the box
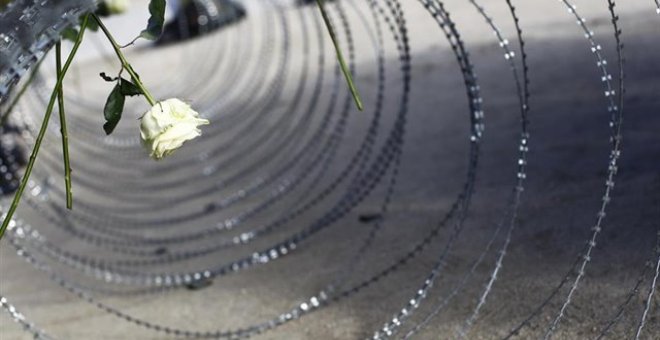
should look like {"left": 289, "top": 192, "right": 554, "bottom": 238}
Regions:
{"left": 358, "top": 213, "right": 382, "bottom": 224}
{"left": 0, "top": 0, "right": 12, "bottom": 11}
{"left": 185, "top": 277, "right": 214, "bottom": 290}
{"left": 0, "top": 123, "right": 28, "bottom": 197}
{"left": 297, "top": 0, "right": 336, "bottom": 6}
{"left": 156, "top": 0, "right": 246, "bottom": 45}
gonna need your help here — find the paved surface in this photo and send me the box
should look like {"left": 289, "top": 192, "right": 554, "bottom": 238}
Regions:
{"left": 1, "top": 1, "right": 659, "bottom": 339}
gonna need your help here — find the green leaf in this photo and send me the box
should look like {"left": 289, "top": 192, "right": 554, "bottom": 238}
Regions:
{"left": 95, "top": 2, "right": 111, "bottom": 17}
{"left": 139, "top": 0, "right": 167, "bottom": 40}
{"left": 86, "top": 16, "right": 99, "bottom": 31}
{"left": 61, "top": 27, "right": 79, "bottom": 42}
{"left": 120, "top": 78, "right": 143, "bottom": 96}
{"left": 103, "top": 84, "right": 125, "bottom": 135}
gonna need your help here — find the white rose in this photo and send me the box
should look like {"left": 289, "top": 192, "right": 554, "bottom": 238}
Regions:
{"left": 140, "top": 99, "right": 210, "bottom": 160}
{"left": 104, "top": 0, "right": 129, "bottom": 15}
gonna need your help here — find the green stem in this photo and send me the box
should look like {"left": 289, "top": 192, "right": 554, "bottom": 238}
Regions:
{"left": 0, "top": 15, "right": 90, "bottom": 240}
{"left": 316, "top": 0, "right": 364, "bottom": 111}
{"left": 0, "top": 58, "right": 46, "bottom": 127}
{"left": 92, "top": 14, "right": 157, "bottom": 106}
{"left": 56, "top": 42, "right": 74, "bottom": 210}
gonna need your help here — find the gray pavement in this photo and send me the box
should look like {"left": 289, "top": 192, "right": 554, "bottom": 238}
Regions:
{"left": 1, "top": 1, "right": 659, "bottom": 339}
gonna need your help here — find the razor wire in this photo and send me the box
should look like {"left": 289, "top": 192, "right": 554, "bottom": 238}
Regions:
{"left": 0, "top": 0, "right": 658, "bottom": 339}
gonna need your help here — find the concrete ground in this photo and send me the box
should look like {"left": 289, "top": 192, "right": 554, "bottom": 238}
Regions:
{"left": 1, "top": 0, "right": 659, "bottom": 339}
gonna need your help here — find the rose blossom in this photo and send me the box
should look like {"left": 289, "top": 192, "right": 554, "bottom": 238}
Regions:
{"left": 104, "top": 0, "right": 129, "bottom": 14}
{"left": 140, "top": 99, "right": 209, "bottom": 160}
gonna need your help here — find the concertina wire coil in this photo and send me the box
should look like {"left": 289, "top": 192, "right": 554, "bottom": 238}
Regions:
{"left": 0, "top": 0, "right": 659, "bottom": 339}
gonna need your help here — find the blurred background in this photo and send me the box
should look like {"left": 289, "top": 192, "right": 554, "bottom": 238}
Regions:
{"left": 0, "top": 0, "right": 659, "bottom": 339}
